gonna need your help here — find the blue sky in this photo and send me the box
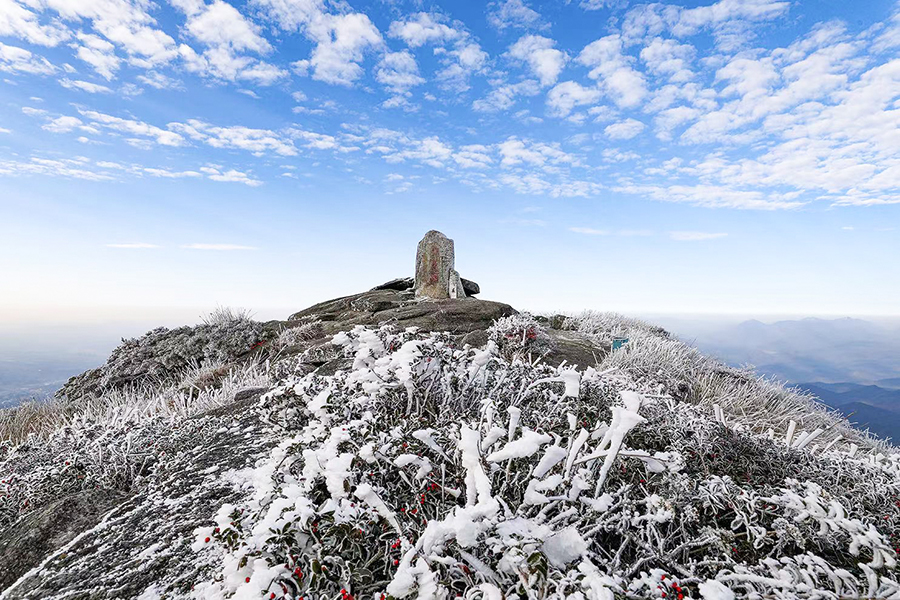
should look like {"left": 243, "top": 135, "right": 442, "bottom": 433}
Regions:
{"left": 1, "top": 0, "right": 899, "bottom": 322}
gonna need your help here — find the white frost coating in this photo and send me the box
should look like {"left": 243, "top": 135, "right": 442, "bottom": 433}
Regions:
{"left": 699, "top": 580, "right": 735, "bottom": 600}
{"left": 324, "top": 452, "right": 355, "bottom": 499}
{"left": 487, "top": 428, "right": 552, "bottom": 462}
{"left": 619, "top": 390, "right": 643, "bottom": 412}
{"left": 468, "top": 341, "right": 496, "bottom": 377}
{"left": 594, "top": 406, "right": 646, "bottom": 493}
{"left": 541, "top": 526, "right": 588, "bottom": 568}
{"left": 387, "top": 426, "right": 501, "bottom": 597}
{"left": 307, "top": 389, "right": 330, "bottom": 415}
{"left": 412, "top": 428, "right": 448, "bottom": 459}
{"left": 358, "top": 442, "right": 377, "bottom": 463}
{"left": 355, "top": 482, "right": 403, "bottom": 535}
{"left": 481, "top": 426, "right": 506, "bottom": 450}
{"left": 564, "top": 428, "right": 590, "bottom": 479}
{"left": 394, "top": 454, "right": 433, "bottom": 480}
{"left": 459, "top": 425, "right": 493, "bottom": 506}
{"left": 560, "top": 369, "right": 581, "bottom": 398}
{"left": 523, "top": 479, "right": 549, "bottom": 505}
{"left": 533, "top": 444, "right": 568, "bottom": 478}
{"left": 474, "top": 583, "right": 503, "bottom": 600}
{"left": 579, "top": 560, "right": 616, "bottom": 600}
{"left": 581, "top": 493, "right": 614, "bottom": 512}
{"left": 507, "top": 406, "right": 521, "bottom": 440}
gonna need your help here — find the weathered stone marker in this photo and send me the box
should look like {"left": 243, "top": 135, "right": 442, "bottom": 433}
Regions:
{"left": 414, "top": 230, "right": 467, "bottom": 299}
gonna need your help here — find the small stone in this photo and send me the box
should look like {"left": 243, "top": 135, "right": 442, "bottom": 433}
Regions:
{"left": 370, "top": 277, "right": 414, "bottom": 292}
{"left": 461, "top": 278, "right": 480, "bottom": 296}
{"left": 449, "top": 270, "right": 465, "bottom": 299}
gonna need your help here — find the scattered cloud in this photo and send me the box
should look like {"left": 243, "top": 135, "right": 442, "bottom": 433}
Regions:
{"left": 0, "top": 42, "right": 55, "bottom": 74}
{"left": 577, "top": 34, "right": 647, "bottom": 107}
{"left": 60, "top": 78, "right": 112, "bottom": 93}
{"left": 570, "top": 227, "right": 609, "bottom": 235}
{"left": 181, "top": 243, "right": 258, "bottom": 250}
{"left": 488, "top": 0, "right": 548, "bottom": 31}
{"left": 669, "top": 231, "right": 728, "bottom": 241}
{"left": 604, "top": 118, "right": 645, "bottom": 140}
{"left": 508, "top": 35, "right": 567, "bottom": 86}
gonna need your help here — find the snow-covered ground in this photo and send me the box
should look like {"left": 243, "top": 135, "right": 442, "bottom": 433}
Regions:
{"left": 2, "top": 315, "right": 898, "bottom": 599}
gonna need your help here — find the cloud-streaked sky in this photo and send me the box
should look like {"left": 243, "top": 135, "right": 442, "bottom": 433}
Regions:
{"left": 1, "top": 0, "right": 898, "bottom": 320}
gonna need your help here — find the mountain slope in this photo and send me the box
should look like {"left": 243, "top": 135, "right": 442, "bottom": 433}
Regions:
{"left": 1, "top": 289, "right": 898, "bottom": 600}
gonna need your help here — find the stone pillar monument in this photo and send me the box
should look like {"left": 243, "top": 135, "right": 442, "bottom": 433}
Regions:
{"left": 414, "top": 230, "right": 466, "bottom": 299}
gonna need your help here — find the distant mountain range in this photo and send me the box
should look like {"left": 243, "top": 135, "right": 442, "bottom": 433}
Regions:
{"left": 675, "top": 316, "right": 900, "bottom": 385}
{"left": 794, "top": 381, "right": 900, "bottom": 442}
{"left": 661, "top": 316, "right": 900, "bottom": 442}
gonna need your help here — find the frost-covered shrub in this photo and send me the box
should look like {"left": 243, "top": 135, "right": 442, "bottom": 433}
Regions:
{"left": 190, "top": 326, "right": 900, "bottom": 600}
{"left": 272, "top": 321, "right": 325, "bottom": 351}
{"left": 597, "top": 331, "right": 883, "bottom": 451}
{"left": 562, "top": 311, "right": 668, "bottom": 343}
{"left": 56, "top": 318, "right": 266, "bottom": 403}
{"left": 0, "top": 361, "right": 270, "bottom": 529}
{"left": 202, "top": 305, "right": 255, "bottom": 326}
{"left": 487, "top": 313, "right": 552, "bottom": 360}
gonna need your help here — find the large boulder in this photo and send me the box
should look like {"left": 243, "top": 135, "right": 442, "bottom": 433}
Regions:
{"left": 289, "top": 288, "right": 516, "bottom": 336}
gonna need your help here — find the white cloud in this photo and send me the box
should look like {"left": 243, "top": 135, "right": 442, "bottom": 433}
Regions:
{"left": 170, "top": 119, "right": 297, "bottom": 156}
{"left": 181, "top": 243, "right": 258, "bottom": 250}
{"left": 137, "top": 71, "right": 179, "bottom": 89}
{"left": 436, "top": 42, "right": 488, "bottom": 92}
{"left": 621, "top": 0, "right": 789, "bottom": 50}
{"left": 106, "top": 242, "right": 160, "bottom": 248}
{"left": 570, "top": 227, "right": 609, "bottom": 235}
{"left": 0, "top": 42, "right": 55, "bottom": 74}
{"left": 546, "top": 81, "right": 601, "bottom": 117}
{"left": 71, "top": 32, "right": 119, "bottom": 79}
{"left": 473, "top": 79, "right": 540, "bottom": 112}
{"left": 305, "top": 13, "right": 383, "bottom": 85}
{"left": 640, "top": 37, "right": 694, "bottom": 81}
{"left": 78, "top": 109, "right": 185, "bottom": 146}
{"left": 0, "top": 156, "right": 114, "bottom": 181}
{"left": 25, "top": 0, "right": 179, "bottom": 66}
{"left": 617, "top": 183, "right": 805, "bottom": 210}
{"left": 508, "top": 35, "right": 567, "bottom": 86}
{"left": 0, "top": 0, "right": 70, "bottom": 46}
{"left": 178, "top": 44, "right": 287, "bottom": 85}
{"left": 375, "top": 51, "right": 424, "bottom": 93}
{"left": 669, "top": 231, "right": 728, "bottom": 241}
{"left": 60, "top": 78, "right": 112, "bottom": 93}
{"left": 488, "top": 0, "right": 548, "bottom": 31}
{"left": 42, "top": 115, "right": 84, "bottom": 133}
{"left": 577, "top": 34, "right": 648, "bottom": 108}
{"left": 604, "top": 118, "right": 645, "bottom": 140}
{"left": 176, "top": 0, "right": 271, "bottom": 53}
{"left": 388, "top": 12, "right": 461, "bottom": 48}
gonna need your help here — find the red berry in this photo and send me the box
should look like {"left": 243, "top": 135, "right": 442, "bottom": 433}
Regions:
{"left": 204, "top": 537, "right": 210, "bottom": 543}
{"left": 245, "top": 577, "right": 251, "bottom": 583}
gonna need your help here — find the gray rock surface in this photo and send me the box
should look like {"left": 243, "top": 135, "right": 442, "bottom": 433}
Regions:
{"left": 461, "top": 278, "right": 480, "bottom": 296}
{"left": 414, "top": 230, "right": 456, "bottom": 299}
{"left": 289, "top": 288, "right": 516, "bottom": 335}
{"left": 2, "top": 401, "right": 277, "bottom": 598}
{"left": 450, "top": 269, "right": 466, "bottom": 299}
{"left": 370, "top": 277, "right": 414, "bottom": 292}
